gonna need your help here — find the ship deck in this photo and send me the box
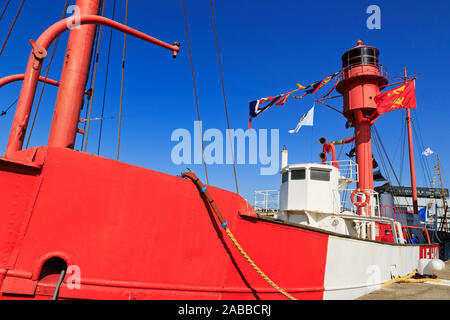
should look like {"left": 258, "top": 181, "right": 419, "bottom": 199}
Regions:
{"left": 358, "top": 260, "right": 450, "bottom": 300}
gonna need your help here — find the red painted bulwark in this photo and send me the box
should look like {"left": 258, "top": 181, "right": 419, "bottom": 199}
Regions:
{"left": 0, "top": 147, "right": 329, "bottom": 299}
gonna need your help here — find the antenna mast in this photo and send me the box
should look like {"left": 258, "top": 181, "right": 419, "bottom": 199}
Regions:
{"left": 436, "top": 155, "right": 449, "bottom": 231}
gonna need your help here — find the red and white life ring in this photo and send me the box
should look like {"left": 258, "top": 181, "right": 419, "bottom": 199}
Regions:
{"left": 350, "top": 189, "right": 370, "bottom": 208}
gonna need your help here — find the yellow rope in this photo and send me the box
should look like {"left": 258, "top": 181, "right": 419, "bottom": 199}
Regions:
{"left": 224, "top": 227, "right": 297, "bottom": 300}
{"left": 381, "top": 270, "right": 416, "bottom": 288}
{"left": 381, "top": 269, "right": 442, "bottom": 288}
{"left": 400, "top": 278, "right": 442, "bottom": 284}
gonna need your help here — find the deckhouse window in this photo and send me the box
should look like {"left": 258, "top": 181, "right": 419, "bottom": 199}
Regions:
{"left": 310, "top": 169, "right": 330, "bottom": 181}
{"left": 282, "top": 172, "right": 289, "bottom": 183}
{"left": 291, "top": 169, "right": 305, "bottom": 180}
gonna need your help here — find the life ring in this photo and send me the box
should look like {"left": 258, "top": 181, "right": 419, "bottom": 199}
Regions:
{"left": 351, "top": 189, "right": 370, "bottom": 208}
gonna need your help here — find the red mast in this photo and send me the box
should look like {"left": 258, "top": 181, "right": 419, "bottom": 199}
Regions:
{"left": 404, "top": 67, "right": 419, "bottom": 215}
{"left": 336, "top": 40, "right": 388, "bottom": 214}
{"left": 47, "top": 0, "right": 100, "bottom": 149}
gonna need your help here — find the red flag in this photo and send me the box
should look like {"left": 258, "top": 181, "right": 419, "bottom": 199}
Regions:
{"left": 374, "top": 80, "right": 416, "bottom": 114}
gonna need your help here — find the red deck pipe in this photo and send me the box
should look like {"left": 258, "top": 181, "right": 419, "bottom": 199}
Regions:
{"left": 332, "top": 136, "right": 355, "bottom": 145}
{"left": 318, "top": 137, "right": 339, "bottom": 168}
{"left": 5, "top": 15, "right": 180, "bottom": 157}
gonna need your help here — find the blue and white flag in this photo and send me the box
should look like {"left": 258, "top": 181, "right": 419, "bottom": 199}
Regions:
{"left": 418, "top": 206, "right": 427, "bottom": 222}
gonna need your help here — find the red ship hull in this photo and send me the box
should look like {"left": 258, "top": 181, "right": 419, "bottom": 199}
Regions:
{"left": 0, "top": 147, "right": 438, "bottom": 300}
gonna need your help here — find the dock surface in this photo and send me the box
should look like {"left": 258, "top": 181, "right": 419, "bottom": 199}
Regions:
{"left": 358, "top": 260, "right": 450, "bottom": 300}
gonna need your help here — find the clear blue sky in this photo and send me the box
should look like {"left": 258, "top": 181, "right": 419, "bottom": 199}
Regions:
{"left": 0, "top": 0, "right": 449, "bottom": 203}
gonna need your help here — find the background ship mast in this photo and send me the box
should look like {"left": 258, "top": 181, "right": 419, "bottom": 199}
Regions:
{"left": 436, "top": 155, "right": 449, "bottom": 231}
{"left": 403, "top": 67, "right": 419, "bottom": 215}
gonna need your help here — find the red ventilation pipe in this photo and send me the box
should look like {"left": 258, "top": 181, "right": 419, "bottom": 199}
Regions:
{"left": 318, "top": 137, "right": 339, "bottom": 168}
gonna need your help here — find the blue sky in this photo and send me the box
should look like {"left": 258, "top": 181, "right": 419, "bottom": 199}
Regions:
{"left": 0, "top": 0, "right": 449, "bottom": 203}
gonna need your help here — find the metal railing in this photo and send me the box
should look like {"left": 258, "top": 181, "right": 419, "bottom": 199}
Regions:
{"left": 377, "top": 204, "right": 407, "bottom": 226}
{"left": 334, "top": 188, "right": 380, "bottom": 216}
{"left": 253, "top": 190, "right": 280, "bottom": 215}
{"left": 341, "top": 61, "right": 388, "bottom": 79}
{"left": 324, "top": 159, "right": 358, "bottom": 182}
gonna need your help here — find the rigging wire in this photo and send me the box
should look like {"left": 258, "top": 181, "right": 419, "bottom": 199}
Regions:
{"left": 372, "top": 125, "right": 402, "bottom": 185}
{"left": 372, "top": 125, "right": 410, "bottom": 215}
{"left": 80, "top": 0, "right": 104, "bottom": 151}
{"left": 336, "top": 126, "right": 350, "bottom": 160}
{"left": 412, "top": 120, "right": 431, "bottom": 188}
{"left": 411, "top": 110, "right": 433, "bottom": 187}
{"left": 209, "top": 0, "right": 239, "bottom": 194}
{"left": 372, "top": 127, "right": 391, "bottom": 182}
{"left": 80, "top": 37, "right": 100, "bottom": 149}
{"left": 25, "top": 0, "right": 69, "bottom": 148}
{"left": 0, "top": 61, "right": 52, "bottom": 119}
{"left": 372, "top": 127, "right": 402, "bottom": 217}
{"left": 391, "top": 110, "right": 403, "bottom": 170}
{"left": 116, "top": 0, "right": 128, "bottom": 160}
{"left": 315, "top": 99, "right": 344, "bottom": 115}
{"left": 0, "top": 0, "right": 25, "bottom": 57}
{"left": 84, "top": 0, "right": 107, "bottom": 152}
{"left": 97, "top": 0, "right": 116, "bottom": 155}
{"left": 0, "top": 0, "right": 11, "bottom": 24}
{"left": 0, "top": 96, "right": 18, "bottom": 117}
{"left": 182, "top": 0, "right": 209, "bottom": 184}
{"left": 398, "top": 111, "right": 407, "bottom": 185}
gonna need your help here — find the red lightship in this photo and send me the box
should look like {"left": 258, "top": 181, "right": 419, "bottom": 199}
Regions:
{"left": 0, "top": 0, "right": 444, "bottom": 300}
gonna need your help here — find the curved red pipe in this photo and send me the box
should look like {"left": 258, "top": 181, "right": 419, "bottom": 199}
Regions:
{"left": 5, "top": 15, "right": 180, "bottom": 157}
{"left": 319, "top": 137, "right": 339, "bottom": 168}
{"left": 0, "top": 74, "right": 59, "bottom": 88}
{"left": 36, "top": 15, "right": 180, "bottom": 54}
{"left": 0, "top": 74, "right": 91, "bottom": 96}
{"left": 322, "top": 142, "right": 339, "bottom": 168}
{"left": 332, "top": 136, "right": 355, "bottom": 145}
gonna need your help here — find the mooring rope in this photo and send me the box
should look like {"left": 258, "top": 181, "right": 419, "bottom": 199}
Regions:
{"left": 381, "top": 269, "right": 442, "bottom": 289}
{"left": 181, "top": 170, "right": 297, "bottom": 300}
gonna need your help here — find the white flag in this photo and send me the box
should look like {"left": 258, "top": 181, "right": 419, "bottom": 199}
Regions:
{"left": 289, "top": 106, "right": 314, "bottom": 134}
{"left": 422, "top": 147, "right": 434, "bottom": 156}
